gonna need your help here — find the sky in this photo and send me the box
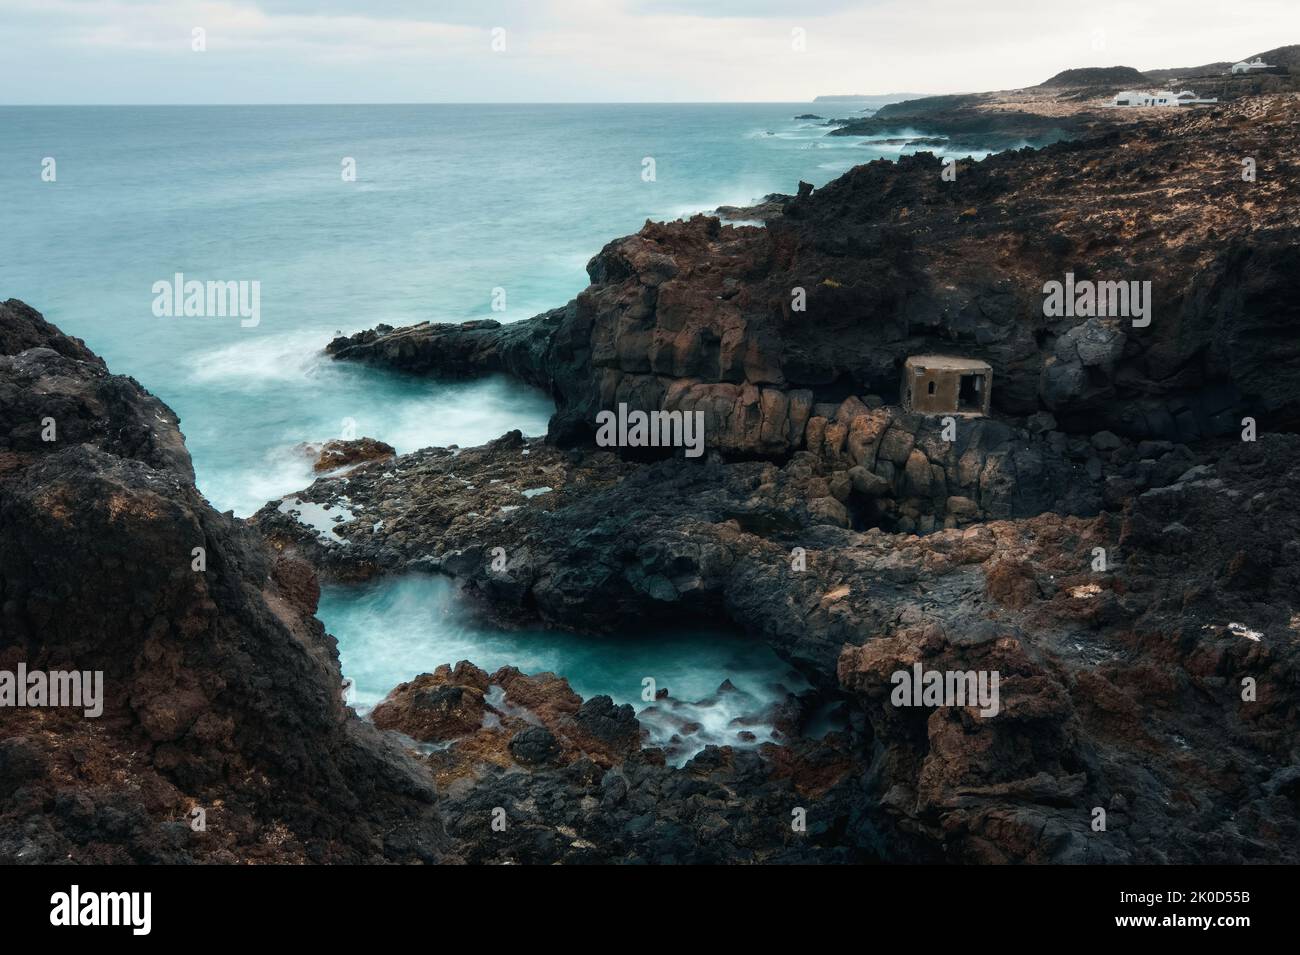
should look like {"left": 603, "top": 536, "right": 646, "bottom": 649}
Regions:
{"left": 2, "top": 0, "right": 1297, "bottom": 104}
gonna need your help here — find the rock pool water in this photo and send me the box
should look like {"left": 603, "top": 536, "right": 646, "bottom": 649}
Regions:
{"left": 320, "top": 574, "right": 809, "bottom": 764}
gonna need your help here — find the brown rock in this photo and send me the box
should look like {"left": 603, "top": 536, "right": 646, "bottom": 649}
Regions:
{"left": 829, "top": 471, "right": 852, "bottom": 503}
{"left": 786, "top": 389, "right": 814, "bottom": 447}
{"left": 822, "top": 421, "right": 848, "bottom": 459}
{"left": 878, "top": 427, "right": 915, "bottom": 465}
{"left": 946, "top": 495, "right": 980, "bottom": 520}
{"left": 808, "top": 496, "right": 850, "bottom": 527}
{"left": 804, "top": 415, "right": 828, "bottom": 455}
{"left": 834, "top": 395, "right": 869, "bottom": 424}
{"left": 372, "top": 673, "right": 491, "bottom": 741}
{"left": 312, "top": 437, "right": 396, "bottom": 473}
{"left": 848, "top": 464, "right": 891, "bottom": 497}
{"left": 903, "top": 449, "right": 933, "bottom": 496}
{"left": 490, "top": 667, "right": 583, "bottom": 723}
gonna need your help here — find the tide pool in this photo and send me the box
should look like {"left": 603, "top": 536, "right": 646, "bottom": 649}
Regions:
{"left": 321, "top": 574, "right": 808, "bottom": 765}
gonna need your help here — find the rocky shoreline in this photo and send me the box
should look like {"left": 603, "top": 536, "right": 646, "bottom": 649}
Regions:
{"left": 326, "top": 96, "right": 1300, "bottom": 446}
{"left": 304, "top": 93, "right": 1300, "bottom": 862}
{"left": 253, "top": 421, "right": 1300, "bottom": 861}
{"left": 0, "top": 301, "right": 444, "bottom": 863}
{"left": 826, "top": 94, "right": 1091, "bottom": 152}
{"left": 4, "top": 92, "right": 1299, "bottom": 864}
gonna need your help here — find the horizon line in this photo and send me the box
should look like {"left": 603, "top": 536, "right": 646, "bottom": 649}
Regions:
{"left": 0, "top": 97, "right": 941, "bottom": 108}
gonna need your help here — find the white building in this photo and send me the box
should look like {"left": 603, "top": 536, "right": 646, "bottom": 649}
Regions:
{"left": 1231, "top": 57, "right": 1274, "bottom": 74}
{"left": 1110, "top": 89, "right": 1218, "bottom": 107}
{"left": 1112, "top": 90, "right": 1155, "bottom": 106}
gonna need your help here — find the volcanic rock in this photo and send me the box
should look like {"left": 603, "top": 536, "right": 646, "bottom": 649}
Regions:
{"left": 311, "top": 437, "right": 396, "bottom": 472}
{"left": 0, "top": 300, "right": 447, "bottom": 864}
{"left": 328, "top": 95, "right": 1300, "bottom": 453}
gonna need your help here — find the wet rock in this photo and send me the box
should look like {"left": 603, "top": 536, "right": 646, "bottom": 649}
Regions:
{"left": 509, "top": 726, "right": 562, "bottom": 766}
{"left": 311, "top": 437, "right": 396, "bottom": 472}
{"left": 713, "top": 193, "right": 792, "bottom": 223}
{"left": 372, "top": 674, "right": 490, "bottom": 741}
{"left": 573, "top": 696, "right": 641, "bottom": 756}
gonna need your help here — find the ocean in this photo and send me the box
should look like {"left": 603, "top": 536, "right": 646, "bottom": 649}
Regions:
{"left": 1, "top": 103, "right": 903, "bottom": 759}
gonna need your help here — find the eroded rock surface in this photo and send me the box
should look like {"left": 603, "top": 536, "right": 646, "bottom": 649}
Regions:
{"left": 264, "top": 425, "right": 1300, "bottom": 862}
{"left": 369, "top": 660, "right": 880, "bottom": 864}
{"left": 0, "top": 300, "right": 446, "bottom": 864}
{"left": 8, "top": 91, "right": 1300, "bottom": 867}
{"left": 308, "top": 436, "right": 396, "bottom": 473}
{"left": 328, "top": 95, "right": 1300, "bottom": 455}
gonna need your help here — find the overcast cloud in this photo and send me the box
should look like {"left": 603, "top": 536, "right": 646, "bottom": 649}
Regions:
{"left": 2, "top": 0, "right": 1295, "bottom": 103}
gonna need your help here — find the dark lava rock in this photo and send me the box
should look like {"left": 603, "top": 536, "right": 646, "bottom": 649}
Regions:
{"left": 509, "top": 726, "right": 561, "bottom": 766}
{"left": 574, "top": 695, "right": 641, "bottom": 752}
{"left": 328, "top": 96, "right": 1300, "bottom": 452}
{"left": 0, "top": 300, "right": 447, "bottom": 864}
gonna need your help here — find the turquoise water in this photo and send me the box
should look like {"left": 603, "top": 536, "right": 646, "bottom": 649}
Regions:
{"left": 1, "top": 104, "right": 888, "bottom": 739}
{"left": 320, "top": 575, "right": 808, "bottom": 764}
{"left": 1, "top": 104, "right": 897, "bottom": 513}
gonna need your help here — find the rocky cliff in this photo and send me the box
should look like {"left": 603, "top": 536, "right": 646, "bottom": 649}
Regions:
{"left": 0, "top": 301, "right": 880, "bottom": 865}
{"left": 329, "top": 95, "right": 1300, "bottom": 462}
{"left": 256, "top": 425, "right": 1300, "bottom": 862}
{"left": 284, "top": 94, "right": 1300, "bottom": 863}
{"left": 0, "top": 300, "right": 446, "bottom": 863}
{"left": 7, "top": 91, "right": 1300, "bottom": 866}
